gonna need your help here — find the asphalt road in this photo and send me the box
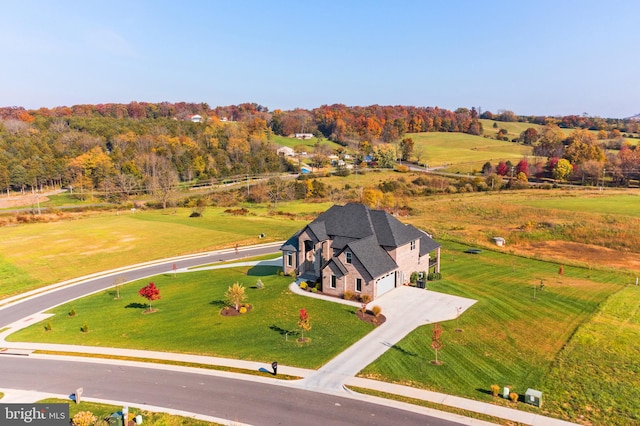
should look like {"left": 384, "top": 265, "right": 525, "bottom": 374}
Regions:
{"left": 0, "top": 356, "right": 463, "bottom": 426}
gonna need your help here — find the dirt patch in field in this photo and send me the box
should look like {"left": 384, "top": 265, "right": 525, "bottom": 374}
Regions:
{"left": 0, "top": 195, "right": 51, "bottom": 209}
{"left": 515, "top": 240, "right": 640, "bottom": 272}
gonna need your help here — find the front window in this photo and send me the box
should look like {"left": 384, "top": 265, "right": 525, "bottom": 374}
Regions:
{"left": 345, "top": 251, "right": 352, "bottom": 264}
{"left": 286, "top": 252, "right": 293, "bottom": 267}
{"left": 356, "top": 278, "right": 362, "bottom": 292}
{"left": 331, "top": 275, "right": 337, "bottom": 289}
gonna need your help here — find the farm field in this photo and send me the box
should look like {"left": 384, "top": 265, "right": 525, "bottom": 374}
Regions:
{"left": 271, "top": 134, "right": 342, "bottom": 152}
{"left": 403, "top": 188, "right": 640, "bottom": 273}
{"left": 405, "top": 131, "right": 536, "bottom": 172}
{"left": 0, "top": 202, "right": 332, "bottom": 298}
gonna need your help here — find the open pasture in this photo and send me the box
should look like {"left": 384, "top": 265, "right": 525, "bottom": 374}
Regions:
{"left": 406, "top": 132, "right": 532, "bottom": 171}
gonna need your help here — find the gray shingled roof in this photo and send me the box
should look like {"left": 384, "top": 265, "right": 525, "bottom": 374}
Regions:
{"left": 326, "top": 257, "right": 349, "bottom": 277}
{"left": 347, "top": 235, "right": 398, "bottom": 280}
{"left": 279, "top": 231, "right": 300, "bottom": 251}
{"left": 294, "top": 203, "right": 440, "bottom": 280}
{"left": 315, "top": 203, "right": 374, "bottom": 240}
{"left": 419, "top": 231, "right": 441, "bottom": 255}
{"left": 370, "top": 209, "right": 426, "bottom": 247}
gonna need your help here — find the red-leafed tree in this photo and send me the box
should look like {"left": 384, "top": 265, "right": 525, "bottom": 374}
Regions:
{"left": 139, "top": 282, "right": 161, "bottom": 313}
{"left": 298, "top": 308, "right": 311, "bottom": 342}
{"left": 516, "top": 159, "right": 529, "bottom": 177}
{"left": 496, "top": 161, "right": 509, "bottom": 176}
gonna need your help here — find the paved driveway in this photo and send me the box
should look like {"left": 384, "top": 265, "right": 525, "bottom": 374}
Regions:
{"left": 295, "top": 285, "right": 477, "bottom": 391}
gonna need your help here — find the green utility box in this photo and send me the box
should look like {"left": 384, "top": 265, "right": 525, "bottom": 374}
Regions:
{"left": 525, "top": 388, "right": 542, "bottom": 407}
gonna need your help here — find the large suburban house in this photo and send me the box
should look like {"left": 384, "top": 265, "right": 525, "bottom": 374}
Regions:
{"left": 280, "top": 203, "right": 441, "bottom": 300}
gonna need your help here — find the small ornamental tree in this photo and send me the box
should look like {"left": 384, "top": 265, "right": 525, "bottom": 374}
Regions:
{"left": 225, "top": 282, "right": 246, "bottom": 311}
{"left": 298, "top": 308, "right": 311, "bottom": 341}
{"left": 431, "top": 323, "right": 445, "bottom": 365}
{"left": 139, "top": 282, "right": 161, "bottom": 313}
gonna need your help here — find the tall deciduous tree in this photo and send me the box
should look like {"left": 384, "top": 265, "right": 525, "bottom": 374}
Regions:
{"left": 553, "top": 158, "right": 573, "bottom": 181}
{"left": 519, "top": 128, "right": 539, "bottom": 145}
{"left": 399, "top": 137, "right": 414, "bottom": 161}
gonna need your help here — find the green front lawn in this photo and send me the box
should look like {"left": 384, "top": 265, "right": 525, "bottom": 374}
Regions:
{"left": 8, "top": 265, "right": 373, "bottom": 369}
{"left": 360, "top": 241, "right": 629, "bottom": 423}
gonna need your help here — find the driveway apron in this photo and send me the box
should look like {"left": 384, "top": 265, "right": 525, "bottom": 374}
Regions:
{"left": 298, "top": 285, "right": 476, "bottom": 391}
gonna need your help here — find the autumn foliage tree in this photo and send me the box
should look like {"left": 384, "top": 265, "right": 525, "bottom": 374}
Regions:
{"left": 139, "top": 282, "right": 161, "bottom": 312}
{"left": 298, "top": 308, "right": 311, "bottom": 342}
{"left": 431, "top": 323, "right": 444, "bottom": 365}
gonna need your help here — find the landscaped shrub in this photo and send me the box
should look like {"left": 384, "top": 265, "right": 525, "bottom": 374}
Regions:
{"left": 343, "top": 290, "right": 355, "bottom": 301}
{"left": 255, "top": 279, "right": 264, "bottom": 289}
{"left": 44, "top": 321, "right": 52, "bottom": 331}
{"left": 72, "top": 411, "right": 97, "bottom": 426}
{"left": 80, "top": 323, "right": 89, "bottom": 333}
{"left": 410, "top": 272, "right": 419, "bottom": 284}
{"left": 239, "top": 306, "right": 247, "bottom": 314}
{"left": 427, "top": 272, "right": 442, "bottom": 281}
{"left": 299, "top": 282, "right": 308, "bottom": 290}
{"left": 371, "top": 305, "right": 382, "bottom": 317}
{"left": 509, "top": 392, "right": 519, "bottom": 403}
{"left": 311, "top": 287, "right": 318, "bottom": 293}
{"left": 68, "top": 308, "right": 76, "bottom": 317}
{"left": 490, "top": 384, "right": 500, "bottom": 397}
{"left": 360, "top": 294, "right": 371, "bottom": 304}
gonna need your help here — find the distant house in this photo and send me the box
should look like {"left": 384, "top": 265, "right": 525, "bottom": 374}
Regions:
{"left": 280, "top": 203, "right": 441, "bottom": 300}
{"left": 277, "top": 146, "right": 295, "bottom": 157}
{"left": 189, "top": 114, "right": 203, "bottom": 123}
{"left": 294, "top": 133, "right": 314, "bottom": 140}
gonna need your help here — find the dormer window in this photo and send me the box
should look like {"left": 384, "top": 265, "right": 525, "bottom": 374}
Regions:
{"left": 345, "top": 251, "right": 352, "bottom": 264}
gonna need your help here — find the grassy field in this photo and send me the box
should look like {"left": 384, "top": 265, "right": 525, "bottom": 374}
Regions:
{"left": 479, "top": 119, "right": 542, "bottom": 140}
{"left": 271, "top": 134, "right": 342, "bottom": 152}
{"left": 406, "top": 131, "right": 535, "bottom": 172}
{"left": 0, "top": 203, "right": 332, "bottom": 298}
{"left": 520, "top": 192, "right": 640, "bottom": 217}
{"left": 540, "top": 284, "right": 640, "bottom": 425}
{"left": 8, "top": 264, "right": 374, "bottom": 369}
{"left": 402, "top": 189, "right": 640, "bottom": 272}
{"left": 359, "top": 241, "right": 632, "bottom": 424}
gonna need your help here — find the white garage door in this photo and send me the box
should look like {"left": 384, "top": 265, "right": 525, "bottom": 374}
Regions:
{"left": 377, "top": 272, "right": 396, "bottom": 297}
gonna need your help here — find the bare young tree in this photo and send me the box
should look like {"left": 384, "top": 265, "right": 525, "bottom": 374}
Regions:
{"left": 267, "top": 176, "right": 291, "bottom": 208}
{"left": 149, "top": 156, "right": 178, "bottom": 209}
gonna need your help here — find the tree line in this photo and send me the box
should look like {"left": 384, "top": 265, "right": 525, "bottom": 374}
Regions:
{"left": 1, "top": 102, "right": 639, "bottom": 203}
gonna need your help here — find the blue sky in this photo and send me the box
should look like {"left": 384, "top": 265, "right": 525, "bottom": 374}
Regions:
{"left": 1, "top": 0, "right": 638, "bottom": 118}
